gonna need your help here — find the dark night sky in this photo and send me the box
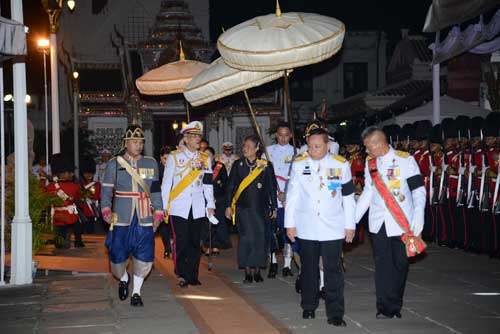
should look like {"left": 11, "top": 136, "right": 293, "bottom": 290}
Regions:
{"left": 3, "top": 0, "right": 431, "bottom": 95}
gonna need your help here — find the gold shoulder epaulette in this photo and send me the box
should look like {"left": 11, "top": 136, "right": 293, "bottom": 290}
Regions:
{"left": 257, "top": 159, "right": 268, "bottom": 166}
{"left": 171, "top": 149, "right": 181, "bottom": 155}
{"left": 200, "top": 151, "right": 208, "bottom": 157}
{"left": 332, "top": 154, "right": 346, "bottom": 163}
{"left": 366, "top": 156, "right": 373, "bottom": 161}
{"left": 395, "top": 150, "right": 410, "bottom": 158}
{"left": 294, "top": 152, "right": 308, "bottom": 162}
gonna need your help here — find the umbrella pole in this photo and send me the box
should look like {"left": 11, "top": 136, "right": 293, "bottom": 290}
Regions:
{"left": 283, "top": 71, "right": 297, "bottom": 154}
{"left": 185, "top": 100, "right": 191, "bottom": 123}
{"left": 243, "top": 90, "right": 270, "bottom": 161}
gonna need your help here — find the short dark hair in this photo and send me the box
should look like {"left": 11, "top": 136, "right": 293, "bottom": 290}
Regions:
{"left": 160, "top": 146, "right": 171, "bottom": 156}
{"left": 244, "top": 135, "right": 263, "bottom": 157}
{"left": 307, "top": 132, "right": 329, "bottom": 143}
{"left": 276, "top": 121, "right": 291, "bottom": 131}
{"left": 361, "top": 126, "right": 383, "bottom": 141}
{"left": 201, "top": 139, "right": 209, "bottom": 145}
{"left": 206, "top": 146, "right": 215, "bottom": 156}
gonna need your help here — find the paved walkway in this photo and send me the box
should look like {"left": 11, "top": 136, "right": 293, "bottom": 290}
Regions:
{"left": 1, "top": 232, "right": 500, "bottom": 333}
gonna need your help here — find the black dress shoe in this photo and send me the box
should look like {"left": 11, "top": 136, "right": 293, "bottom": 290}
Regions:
{"left": 243, "top": 273, "right": 253, "bottom": 283}
{"left": 178, "top": 278, "right": 189, "bottom": 288}
{"left": 302, "top": 310, "right": 315, "bottom": 319}
{"left": 189, "top": 280, "right": 202, "bottom": 286}
{"left": 130, "top": 293, "right": 144, "bottom": 307}
{"left": 282, "top": 267, "right": 293, "bottom": 277}
{"left": 393, "top": 311, "right": 402, "bottom": 319}
{"left": 295, "top": 276, "right": 301, "bottom": 294}
{"left": 254, "top": 272, "right": 264, "bottom": 282}
{"left": 74, "top": 241, "right": 85, "bottom": 248}
{"left": 327, "top": 318, "right": 347, "bottom": 327}
{"left": 267, "top": 263, "right": 277, "bottom": 279}
{"left": 118, "top": 279, "right": 129, "bottom": 301}
{"left": 376, "top": 311, "right": 394, "bottom": 319}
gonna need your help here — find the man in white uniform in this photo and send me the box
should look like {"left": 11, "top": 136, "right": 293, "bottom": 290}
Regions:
{"left": 265, "top": 122, "right": 295, "bottom": 278}
{"left": 285, "top": 122, "right": 356, "bottom": 327}
{"left": 215, "top": 142, "right": 239, "bottom": 175}
{"left": 162, "top": 121, "right": 216, "bottom": 287}
{"left": 355, "top": 126, "right": 426, "bottom": 319}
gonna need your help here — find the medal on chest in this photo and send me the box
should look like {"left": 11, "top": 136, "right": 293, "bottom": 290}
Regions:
{"left": 387, "top": 159, "right": 404, "bottom": 202}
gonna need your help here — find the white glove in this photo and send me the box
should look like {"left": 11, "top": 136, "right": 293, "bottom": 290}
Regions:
{"left": 207, "top": 209, "right": 219, "bottom": 225}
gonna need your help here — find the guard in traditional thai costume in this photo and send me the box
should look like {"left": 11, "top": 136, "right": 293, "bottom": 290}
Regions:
{"left": 355, "top": 126, "right": 426, "bottom": 319}
{"left": 226, "top": 135, "right": 277, "bottom": 283}
{"left": 161, "top": 121, "right": 216, "bottom": 287}
{"left": 101, "top": 125, "right": 164, "bottom": 307}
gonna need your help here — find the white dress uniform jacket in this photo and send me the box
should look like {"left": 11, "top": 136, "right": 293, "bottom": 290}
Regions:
{"left": 355, "top": 147, "right": 426, "bottom": 237}
{"left": 285, "top": 153, "right": 356, "bottom": 241}
{"left": 161, "top": 149, "right": 215, "bottom": 220}
{"left": 266, "top": 143, "right": 295, "bottom": 208}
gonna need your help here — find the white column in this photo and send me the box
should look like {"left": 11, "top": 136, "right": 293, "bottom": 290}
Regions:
{"left": 10, "top": 0, "right": 33, "bottom": 285}
{"left": 50, "top": 32, "right": 60, "bottom": 154}
{"left": 432, "top": 63, "right": 440, "bottom": 125}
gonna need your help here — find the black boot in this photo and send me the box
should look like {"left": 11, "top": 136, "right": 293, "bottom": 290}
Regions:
{"left": 282, "top": 267, "right": 293, "bottom": 277}
{"left": 295, "top": 275, "right": 302, "bottom": 294}
{"left": 254, "top": 270, "right": 264, "bottom": 283}
{"left": 243, "top": 269, "right": 253, "bottom": 283}
{"left": 267, "top": 263, "right": 277, "bottom": 279}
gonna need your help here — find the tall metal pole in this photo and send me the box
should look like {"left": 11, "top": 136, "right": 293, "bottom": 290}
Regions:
{"left": 0, "top": 66, "right": 5, "bottom": 286}
{"left": 73, "top": 79, "right": 79, "bottom": 177}
{"left": 10, "top": 0, "right": 33, "bottom": 285}
{"left": 50, "top": 32, "right": 60, "bottom": 153}
{"left": 43, "top": 51, "right": 49, "bottom": 176}
{"left": 432, "top": 32, "right": 441, "bottom": 126}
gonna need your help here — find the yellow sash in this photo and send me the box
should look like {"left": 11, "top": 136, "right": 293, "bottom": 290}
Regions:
{"left": 231, "top": 161, "right": 267, "bottom": 225}
{"left": 164, "top": 154, "right": 208, "bottom": 223}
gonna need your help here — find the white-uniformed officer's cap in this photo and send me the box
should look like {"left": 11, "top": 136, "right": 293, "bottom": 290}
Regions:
{"left": 181, "top": 121, "right": 203, "bottom": 135}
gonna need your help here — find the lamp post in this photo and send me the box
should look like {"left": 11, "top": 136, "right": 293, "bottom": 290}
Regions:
{"left": 37, "top": 38, "right": 50, "bottom": 178}
{"left": 41, "top": 0, "right": 75, "bottom": 154}
{"left": 72, "top": 71, "right": 79, "bottom": 178}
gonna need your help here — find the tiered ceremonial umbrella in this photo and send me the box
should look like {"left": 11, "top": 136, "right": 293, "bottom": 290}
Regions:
{"left": 217, "top": 0, "right": 345, "bottom": 148}
{"left": 183, "top": 57, "right": 286, "bottom": 160}
{"left": 135, "top": 42, "right": 208, "bottom": 122}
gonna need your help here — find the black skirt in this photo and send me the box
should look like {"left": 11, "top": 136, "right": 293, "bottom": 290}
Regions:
{"left": 236, "top": 207, "right": 268, "bottom": 269}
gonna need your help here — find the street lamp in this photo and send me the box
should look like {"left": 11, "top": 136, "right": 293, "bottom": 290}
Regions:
{"left": 71, "top": 70, "right": 79, "bottom": 178}
{"left": 172, "top": 121, "right": 179, "bottom": 131}
{"left": 41, "top": 0, "right": 76, "bottom": 154}
{"left": 37, "top": 37, "right": 50, "bottom": 180}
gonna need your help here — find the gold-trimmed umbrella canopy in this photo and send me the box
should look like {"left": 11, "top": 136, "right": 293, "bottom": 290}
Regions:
{"left": 183, "top": 57, "right": 285, "bottom": 107}
{"left": 135, "top": 42, "right": 208, "bottom": 95}
{"left": 217, "top": 2, "right": 345, "bottom": 71}
{"left": 135, "top": 60, "right": 209, "bottom": 95}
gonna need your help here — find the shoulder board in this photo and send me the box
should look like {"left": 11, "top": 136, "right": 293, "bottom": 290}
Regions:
{"left": 395, "top": 150, "right": 410, "bottom": 158}
{"left": 257, "top": 159, "right": 268, "bottom": 165}
{"left": 366, "top": 156, "right": 373, "bottom": 161}
{"left": 200, "top": 151, "right": 208, "bottom": 157}
{"left": 143, "top": 156, "right": 157, "bottom": 162}
{"left": 294, "top": 152, "right": 308, "bottom": 162}
{"left": 331, "top": 154, "right": 346, "bottom": 163}
{"left": 171, "top": 150, "right": 181, "bottom": 155}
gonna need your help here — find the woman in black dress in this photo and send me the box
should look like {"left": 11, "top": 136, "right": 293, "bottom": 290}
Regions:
{"left": 225, "top": 135, "right": 277, "bottom": 283}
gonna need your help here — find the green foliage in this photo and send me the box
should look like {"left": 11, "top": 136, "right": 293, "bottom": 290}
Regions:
{"left": 5, "top": 175, "right": 64, "bottom": 254}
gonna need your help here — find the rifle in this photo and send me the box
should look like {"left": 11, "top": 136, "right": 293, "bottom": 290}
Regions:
{"left": 438, "top": 151, "right": 449, "bottom": 205}
{"left": 430, "top": 152, "right": 440, "bottom": 206}
{"left": 493, "top": 165, "right": 500, "bottom": 215}
{"left": 456, "top": 150, "right": 467, "bottom": 207}
{"left": 479, "top": 150, "right": 491, "bottom": 213}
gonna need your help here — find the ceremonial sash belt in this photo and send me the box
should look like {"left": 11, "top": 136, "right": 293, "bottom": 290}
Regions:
{"left": 165, "top": 156, "right": 208, "bottom": 223}
{"left": 212, "top": 162, "right": 223, "bottom": 181}
{"left": 369, "top": 158, "right": 427, "bottom": 257}
{"left": 276, "top": 175, "right": 287, "bottom": 182}
{"left": 115, "top": 191, "right": 152, "bottom": 219}
{"left": 231, "top": 165, "right": 265, "bottom": 225}
{"left": 116, "top": 156, "right": 152, "bottom": 219}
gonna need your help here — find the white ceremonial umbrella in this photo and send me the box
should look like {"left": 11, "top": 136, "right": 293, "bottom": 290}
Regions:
{"left": 135, "top": 41, "right": 208, "bottom": 122}
{"left": 217, "top": 0, "right": 346, "bottom": 148}
{"left": 183, "top": 57, "right": 287, "bottom": 160}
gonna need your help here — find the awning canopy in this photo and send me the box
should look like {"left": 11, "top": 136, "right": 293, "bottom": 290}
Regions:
{"left": 0, "top": 16, "right": 26, "bottom": 61}
{"left": 423, "top": 0, "right": 499, "bottom": 33}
